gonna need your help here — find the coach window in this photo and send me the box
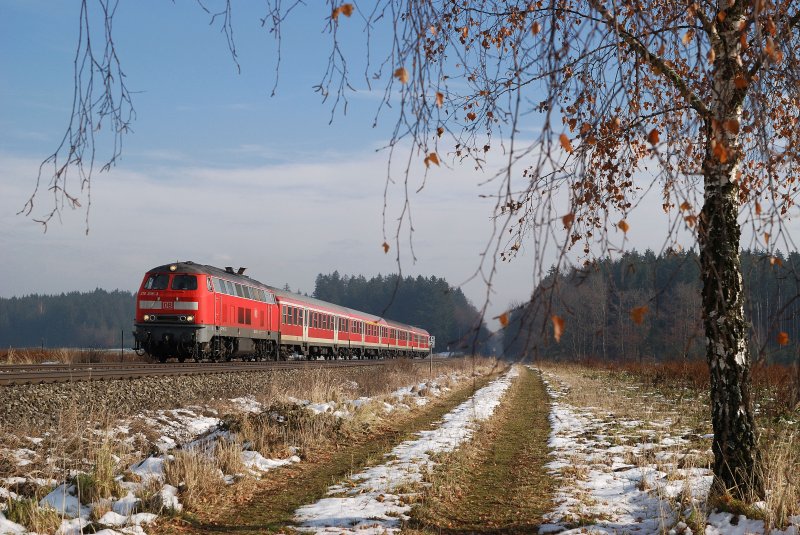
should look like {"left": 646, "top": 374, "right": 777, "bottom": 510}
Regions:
{"left": 172, "top": 275, "right": 197, "bottom": 290}
{"left": 144, "top": 273, "right": 170, "bottom": 290}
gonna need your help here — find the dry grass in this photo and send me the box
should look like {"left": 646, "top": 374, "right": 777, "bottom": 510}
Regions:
{"left": 0, "top": 356, "right": 502, "bottom": 521}
{"left": 759, "top": 430, "right": 799, "bottom": 529}
{"left": 410, "top": 367, "right": 553, "bottom": 533}
{"left": 164, "top": 449, "right": 224, "bottom": 509}
{"left": 540, "top": 360, "right": 800, "bottom": 530}
{"left": 0, "top": 347, "right": 151, "bottom": 364}
{"left": 75, "top": 440, "right": 122, "bottom": 503}
{"left": 213, "top": 438, "right": 246, "bottom": 477}
{"left": 3, "top": 496, "right": 62, "bottom": 533}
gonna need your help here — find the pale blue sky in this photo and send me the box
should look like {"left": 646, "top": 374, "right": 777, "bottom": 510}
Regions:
{"left": 1, "top": 1, "right": 546, "bottom": 325}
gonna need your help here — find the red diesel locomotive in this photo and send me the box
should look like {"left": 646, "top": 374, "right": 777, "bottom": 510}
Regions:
{"left": 133, "top": 261, "right": 433, "bottom": 362}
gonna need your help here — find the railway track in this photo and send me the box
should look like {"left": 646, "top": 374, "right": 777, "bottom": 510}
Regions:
{"left": 0, "top": 359, "right": 394, "bottom": 386}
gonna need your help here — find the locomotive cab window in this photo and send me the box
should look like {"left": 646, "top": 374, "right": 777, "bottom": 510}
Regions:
{"left": 144, "top": 273, "right": 170, "bottom": 290}
{"left": 171, "top": 275, "right": 197, "bottom": 290}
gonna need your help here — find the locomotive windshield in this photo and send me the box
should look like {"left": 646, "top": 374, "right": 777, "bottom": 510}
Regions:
{"left": 171, "top": 275, "right": 198, "bottom": 290}
{"left": 143, "top": 273, "right": 170, "bottom": 290}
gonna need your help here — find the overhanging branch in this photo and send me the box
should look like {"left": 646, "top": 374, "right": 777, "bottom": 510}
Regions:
{"left": 587, "top": 0, "right": 711, "bottom": 118}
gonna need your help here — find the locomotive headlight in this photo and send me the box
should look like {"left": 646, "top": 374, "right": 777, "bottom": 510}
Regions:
{"left": 143, "top": 314, "right": 151, "bottom": 321}
{"left": 186, "top": 315, "right": 195, "bottom": 322}
{"left": 169, "top": 264, "right": 177, "bottom": 272}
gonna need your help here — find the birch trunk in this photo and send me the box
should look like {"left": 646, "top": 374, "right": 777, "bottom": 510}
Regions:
{"left": 698, "top": 4, "right": 763, "bottom": 499}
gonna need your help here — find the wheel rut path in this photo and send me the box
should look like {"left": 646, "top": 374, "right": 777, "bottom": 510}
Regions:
{"left": 155, "top": 374, "right": 498, "bottom": 534}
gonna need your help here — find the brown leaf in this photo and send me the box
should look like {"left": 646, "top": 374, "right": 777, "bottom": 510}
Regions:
{"left": 394, "top": 67, "right": 409, "bottom": 84}
{"left": 382, "top": 242, "right": 390, "bottom": 253}
{"left": 436, "top": 126, "right": 444, "bottom": 138}
{"left": 424, "top": 152, "right": 440, "bottom": 168}
{"left": 630, "top": 306, "right": 649, "bottom": 325}
{"left": 647, "top": 129, "right": 660, "bottom": 145}
{"left": 559, "top": 133, "right": 573, "bottom": 153}
{"left": 531, "top": 21, "right": 541, "bottom": 35}
{"left": 755, "top": 201, "right": 762, "bottom": 215}
{"left": 770, "top": 256, "right": 783, "bottom": 267}
{"left": 562, "top": 213, "right": 575, "bottom": 229}
{"left": 764, "top": 232, "right": 770, "bottom": 244}
{"left": 618, "top": 219, "right": 630, "bottom": 233}
{"left": 339, "top": 3, "right": 354, "bottom": 17}
{"left": 707, "top": 48, "right": 716, "bottom": 63}
{"left": 723, "top": 119, "right": 740, "bottom": 134}
{"left": 498, "top": 312, "right": 509, "bottom": 328}
{"left": 679, "top": 201, "right": 692, "bottom": 212}
{"left": 734, "top": 74, "right": 748, "bottom": 89}
{"left": 777, "top": 331, "right": 790, "bottom": 346}
{"left": 684, "top": 215, "right": 698, "bottom": 228}
{"left": 712, "top": 140, "right": 729, "bottom": 163}
{"left": 682, "top": 30, "right": 694, "bottom": 45}
{"left": 466, "top": 111, "right": 477, "bottom": 121}
{"left": 435, "top": 92, "right": 444, "bottom": 108}
{"left": 552, "top": 315, "right": 565, "bottom": 343}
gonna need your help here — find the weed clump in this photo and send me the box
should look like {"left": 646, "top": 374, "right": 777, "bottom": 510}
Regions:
{"left": 4, "top": 497, "right": 61, "bottom": 533}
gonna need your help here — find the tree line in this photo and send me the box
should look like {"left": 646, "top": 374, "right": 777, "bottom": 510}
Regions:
{"left": 502, "top": 250, "right": 800, "bottom": 366}
{"left": 0, "top": 289, "right": 135, "bottom": 349}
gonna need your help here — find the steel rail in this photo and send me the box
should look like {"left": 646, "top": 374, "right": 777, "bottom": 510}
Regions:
{"left": 0, "top": 359, "right": 396, "bottom": 386}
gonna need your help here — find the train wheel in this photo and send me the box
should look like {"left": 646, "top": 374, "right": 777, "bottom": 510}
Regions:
{"left": 158, "top": 355, "right": 167, "bottom": 363}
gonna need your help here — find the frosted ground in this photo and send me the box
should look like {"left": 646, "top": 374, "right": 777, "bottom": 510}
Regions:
{"left": 1, "top": 365, "right": 798, "bottom": 534}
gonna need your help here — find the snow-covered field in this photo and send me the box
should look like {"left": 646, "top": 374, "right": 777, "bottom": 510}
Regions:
{"left": 0, "top": 368, "right": 476, "bottom": 535}
{"left": 538, "top": 369, "right": 800, "bottom": 535}
{"left": 2, "top": 363, "right": 797, "bottom": 534}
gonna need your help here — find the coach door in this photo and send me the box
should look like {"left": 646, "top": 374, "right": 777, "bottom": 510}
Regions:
{"left": 334, "top": 316, "right": 339, "bottom": 345}
{"left": 302, "top": 307, "right": 309, "bottom": 341}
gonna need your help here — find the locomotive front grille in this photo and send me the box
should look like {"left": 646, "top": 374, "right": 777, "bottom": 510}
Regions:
{"left": 148, "top": 315, "right": 189, "bottom": 323}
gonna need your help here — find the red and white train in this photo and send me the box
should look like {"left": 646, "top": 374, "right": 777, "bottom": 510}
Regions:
{"left": 133, "top": 261, "right": 433, "bottom": 362}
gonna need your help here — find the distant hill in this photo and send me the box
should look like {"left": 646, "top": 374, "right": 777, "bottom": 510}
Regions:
{"left": 0, "top": 289, "right": 136, "bottom": 349}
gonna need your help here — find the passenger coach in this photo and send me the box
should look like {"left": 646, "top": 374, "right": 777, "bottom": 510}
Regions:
{"left": 133, "top": 261, "right": 432, "bottom": 362}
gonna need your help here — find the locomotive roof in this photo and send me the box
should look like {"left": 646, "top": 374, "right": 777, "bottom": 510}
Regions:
{"left": 146, "top": 261, "right": 429, "bottom": 335}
